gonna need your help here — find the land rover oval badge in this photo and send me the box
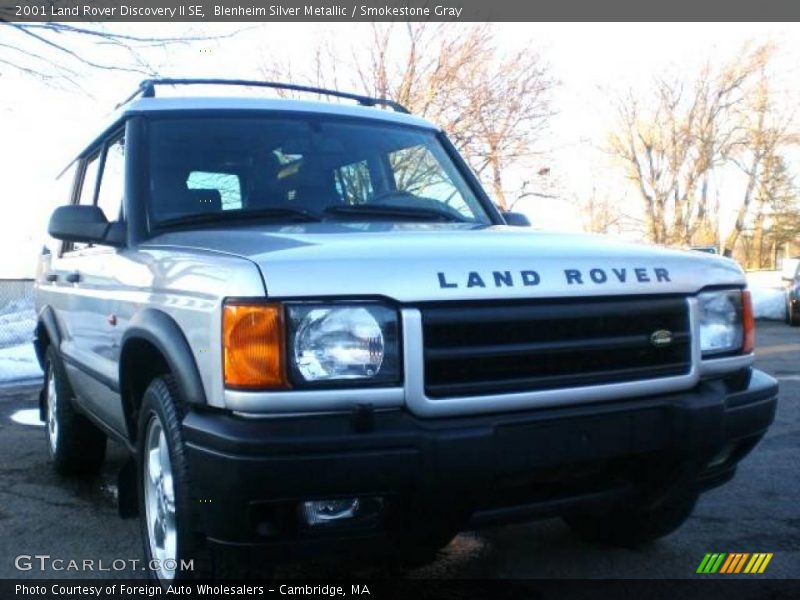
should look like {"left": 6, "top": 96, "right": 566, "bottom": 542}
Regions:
{"left": 650, "top": 329, "right": 673, "bottom": 347}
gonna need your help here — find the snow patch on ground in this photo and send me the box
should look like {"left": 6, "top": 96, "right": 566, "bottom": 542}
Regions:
{"left": 10, "top": 408, "right": 44, "bottom": 427}
{"left": 750, "top": 287, "right": 786, "bottom": 321}
{"left": 0, "top": 343, "right": 42, "bottom": 383}
{"left": 0, "top": 296, "right": 41, "bottom": 383}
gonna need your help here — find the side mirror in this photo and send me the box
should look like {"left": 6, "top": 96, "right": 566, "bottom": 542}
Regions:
{"left": 48, "top": 205, "right": 124, "bottom": 247}
{"left": 502, "top": 211, "right": 531, "bottom": 227}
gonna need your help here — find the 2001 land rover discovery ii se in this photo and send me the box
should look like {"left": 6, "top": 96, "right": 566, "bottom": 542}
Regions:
{"left": 34, "top": 79, "right": 778, "bottom": 581}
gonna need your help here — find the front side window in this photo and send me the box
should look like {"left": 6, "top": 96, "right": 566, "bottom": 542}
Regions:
{"left": 96, "top": 137, "right": 125, "bottom": 221}
{"left": 67, "top": 153, "right": 101, "bottom": 252}
{"left": 79, "top": 154, "right": 100, "bottom": 207}
{"left": 146, "top": 116, "right": 491, "bottom": 229}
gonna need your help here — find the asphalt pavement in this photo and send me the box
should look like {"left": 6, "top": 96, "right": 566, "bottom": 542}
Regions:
{"left": 0, "top": 322, "right": 797, "bottom": 580}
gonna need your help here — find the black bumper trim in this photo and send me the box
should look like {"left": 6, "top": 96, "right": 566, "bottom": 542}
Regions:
{"left": 183, "top": 368, "right": 778, "bottom": 544}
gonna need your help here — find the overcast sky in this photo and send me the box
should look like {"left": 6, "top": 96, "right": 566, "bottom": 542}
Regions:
{"left": 1, "top": 22, "right": 798, "bottom": 277}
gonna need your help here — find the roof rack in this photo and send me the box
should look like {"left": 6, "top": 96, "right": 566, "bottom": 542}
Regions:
{"left": 116, "top": 78, "right": 411, "bottom": 114}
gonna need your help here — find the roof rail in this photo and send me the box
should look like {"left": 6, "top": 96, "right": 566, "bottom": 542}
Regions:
{"left": 115, "top": 78, "right": 411, "bottom": 114}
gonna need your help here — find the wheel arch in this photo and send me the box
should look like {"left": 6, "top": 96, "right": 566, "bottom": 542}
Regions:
{"left": 34, "top": 305, "right": 62, "bottom": 369}
{"left": 119, "top": 308, "right": 207, "bottom": 443}
{"left": 35, "top": 306, "right": 64, "bottom": 421}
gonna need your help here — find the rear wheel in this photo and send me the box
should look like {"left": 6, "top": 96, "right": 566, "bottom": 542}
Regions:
{"left": 43, "top": 346, "right": 106, "bottom": 476}
{"left": 563, "top": 491, "right": 698, "bottom": 548}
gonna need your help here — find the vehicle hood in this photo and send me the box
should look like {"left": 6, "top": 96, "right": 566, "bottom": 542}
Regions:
{"left": 146, "top": 223, "right": 745, "bottom": 302}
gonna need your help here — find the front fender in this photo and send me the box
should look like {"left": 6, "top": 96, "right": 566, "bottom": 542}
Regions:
{"left": 121, "top": 308, "right": 207, "bottom": 406}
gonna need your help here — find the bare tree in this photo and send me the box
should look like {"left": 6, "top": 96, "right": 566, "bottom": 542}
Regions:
{"left": 509, "top": 168, "right": 559, "bottom": 210}
{"left": 261, "top": 24, "right": 555, "bottom": 209}
{"left": 721, "top": 46, "right": 799, "bottom": 257}
{"left": 748, "top": 153, "right": 800, "bottom": 268}
{"left": 572, "top": 186, "right": 630, "bottom": 235}
{"left": 0, "top": 21, "right": 233, "bottom": 88}
{"left": 606, "top": 44, "right": 771, "bottom": 246}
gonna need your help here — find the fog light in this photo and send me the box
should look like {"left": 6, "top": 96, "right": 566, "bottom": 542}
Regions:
{"left": 707, "top": 444, "right": 735, "bottom": 469}
{"left": 302, "top": 498, "right": 361, "bottom": 526}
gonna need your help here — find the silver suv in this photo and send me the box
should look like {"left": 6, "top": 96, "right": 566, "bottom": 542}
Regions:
{"left": 34, "top": 79, "right": 778, "bottom": 581}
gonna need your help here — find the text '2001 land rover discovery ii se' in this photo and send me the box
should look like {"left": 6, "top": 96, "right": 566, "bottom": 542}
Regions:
{"left": 34, "top": 79, "right": 778, "bottom": 582}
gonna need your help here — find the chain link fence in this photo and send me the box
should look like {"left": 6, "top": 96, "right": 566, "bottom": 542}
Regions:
{"left": 0, "top": 279, "right": 41, "bottom": 382}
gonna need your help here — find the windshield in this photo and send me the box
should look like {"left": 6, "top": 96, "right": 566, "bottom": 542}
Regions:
{"left": 146, "top": 116, "right": 492, "bottom": 228}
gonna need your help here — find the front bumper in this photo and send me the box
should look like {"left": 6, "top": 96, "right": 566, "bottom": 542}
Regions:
{"left": 183, "top": 368, "right": 777, "bottom": 548}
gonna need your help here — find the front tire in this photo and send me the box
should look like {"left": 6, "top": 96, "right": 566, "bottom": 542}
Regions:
{"left": 137, "top": 377, "right": 261, "bottom": 581}
{"left": 563, "top": 491, "right": 698, "bottom": 548}
{"left": 43, "top": 346, "right": 106, "bottom": 476}
{"left": 137, "top": 376, "right": 212, "bottom": 582}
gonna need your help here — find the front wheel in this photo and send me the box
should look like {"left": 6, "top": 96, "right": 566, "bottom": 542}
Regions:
{"left": 137, "top": 376, "right": 212, "bottom": 582}
{"left": 137, "top": 376, "right": 264, "bottom": 582}
{"left": 563, "top": 491, "right": 698, "bottom": 548}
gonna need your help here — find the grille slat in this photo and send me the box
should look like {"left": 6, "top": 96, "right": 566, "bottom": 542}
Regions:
{"left": 426, "top": 332, "right": 691, "bottom": 361}
{"left": 421, "top": 297, "right": 691, "bottom": 398}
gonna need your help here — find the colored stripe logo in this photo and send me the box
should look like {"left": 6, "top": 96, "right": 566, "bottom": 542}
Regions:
{"left": 697, "top": 553, "right": 773, "bottom": 574}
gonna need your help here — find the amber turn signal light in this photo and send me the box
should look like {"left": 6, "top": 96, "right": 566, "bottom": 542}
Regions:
{"left": 742, "top": 290, "right": 755, "bottom": 354}
{"left": 223, "top": 301, "right": 289, "bottom": 389}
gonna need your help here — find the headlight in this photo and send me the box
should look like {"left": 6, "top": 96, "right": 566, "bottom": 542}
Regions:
{"left": 698, "top": 290, "right": 752, "bottom": 357}
{"left": 287, "top": 303, "right": 401, "bottom": 385}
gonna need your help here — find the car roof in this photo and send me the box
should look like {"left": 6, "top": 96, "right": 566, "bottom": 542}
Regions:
{"left": 70, "top": 96, "right": 439, "bottom": 165}
{"left": 126, "top": 96, "right": 437, "bottom": 127}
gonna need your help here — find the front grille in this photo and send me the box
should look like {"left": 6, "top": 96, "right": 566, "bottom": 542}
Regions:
{"left": 421, "top": 297, "right": 691, "bottom": 398}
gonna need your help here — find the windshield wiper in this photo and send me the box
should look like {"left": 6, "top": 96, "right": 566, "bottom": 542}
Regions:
{"left": 324, "top": 204, "right": 466, "bottom": 222}
{"left": 154, "top": 207, "right": 321, "bottom": 230}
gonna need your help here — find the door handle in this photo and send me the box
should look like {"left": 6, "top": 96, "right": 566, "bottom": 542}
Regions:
{"left": 45, "top": 272, "right": 58, "bottom": 282}
{"left": 65, "top": 272, "right": 81, "bottom": 284}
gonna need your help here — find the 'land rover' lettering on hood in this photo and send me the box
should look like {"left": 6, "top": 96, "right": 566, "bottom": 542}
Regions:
{"left": 437, "top": 266, "right": 672, "bottom": 289}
